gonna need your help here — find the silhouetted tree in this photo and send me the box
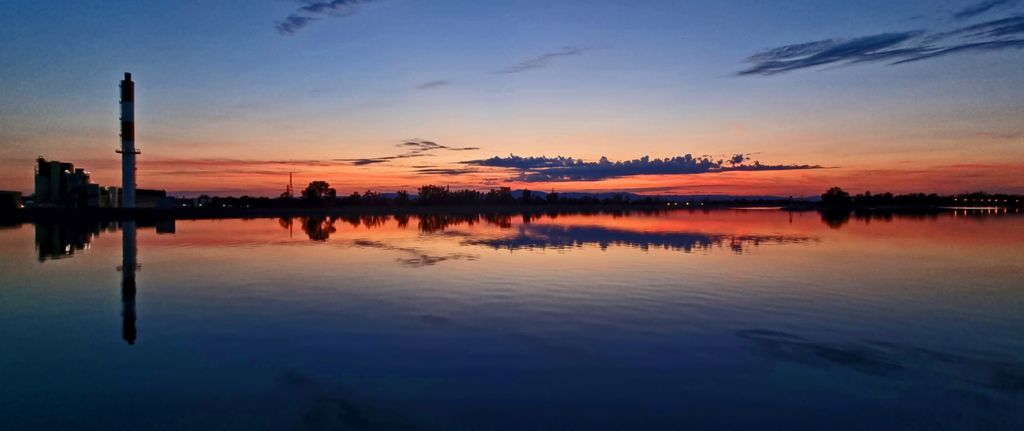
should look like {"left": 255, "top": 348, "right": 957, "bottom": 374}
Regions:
{"left": 302, "top": 181, "right": 336, "bottom": 201}
{"left": 394, "top": 190, "right": 410, "bottom": 205}
{"left": 362, "top": 190, "right": 386, "bottom": 205}
{"left": 485, "top": 187, "right": 514, "bottom": 204}
{"left": 418, "top": 185, "right": 451, "bottom": 205}
{"left": 821, "top": 187, "right": 851, "bottom": 207}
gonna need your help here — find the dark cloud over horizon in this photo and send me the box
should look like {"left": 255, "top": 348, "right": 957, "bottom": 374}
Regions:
{"left": 739, "top": 12, "right": 1024, "bottom": 75}
{"left": 462, "top": 154, "right": 821, "bottom": 182}
{"left": 276, "top": 0, "right": 380, "bottom": 35}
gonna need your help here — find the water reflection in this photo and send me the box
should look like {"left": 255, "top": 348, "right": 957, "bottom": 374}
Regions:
{"left": 120, "top": 221, "right": 138, "bottom": 345}
{"left": 279, "top": 212, "right": 815, "bottom": 254}
{"left": 738, "top": 329, "right": 1024, "bottom": 394}
{"left": 276, "top": 369, "right": 427, "bottom": 431}
{"left": 819, "top": 209, "right": 1006, "bottom": 230}
{"left": 462, "top": 224, "right": 813, "bottom": 253}
{"left": 34, "top": 221, "right": 117, "bottom": 261}
{"left": 30, "top": 220, "right": 176, "bottom": 345}
{"left": 33, "top": 220, "right": 174, "bottom": 262}
{"left": 351, "top": 239, "right": 478, "bottom": 267}
{"left": 7, "top": 210, "right": 1023, "bottom": 429}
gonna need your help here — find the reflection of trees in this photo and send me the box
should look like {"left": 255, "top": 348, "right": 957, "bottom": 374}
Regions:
{"left": 301, "top": 217, "right": 336, "bottom": 242}
{"left": 819, "top": 210, "right": 851, "bottom": 229}
{"left": 360, "top": 215, "right": 390, "bottom": 229}
{"left": 394, "top": 214, "right": 410, "bottom": 228}
{"left": 418, "top": 213, "right": 477, "bottom": 233}
{"left": 819, "top": 210, "right": 945, "bottom": 230}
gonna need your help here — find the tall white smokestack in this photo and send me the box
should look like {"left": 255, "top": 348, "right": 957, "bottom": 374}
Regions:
{"left": 117, "top": 72, "right": 139, "bottom": 208}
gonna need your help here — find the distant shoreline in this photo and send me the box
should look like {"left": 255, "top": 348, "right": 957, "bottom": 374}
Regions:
{"left": 2, "top": 203, "right": 1015, "bottom": 225}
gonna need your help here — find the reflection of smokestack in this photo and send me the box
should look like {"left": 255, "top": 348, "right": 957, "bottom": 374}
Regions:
{"left": 121, "top": 221, "right": 137, "bottom": 345}
{"left": 117, "top": 73, "right": 139, "bottom": 208}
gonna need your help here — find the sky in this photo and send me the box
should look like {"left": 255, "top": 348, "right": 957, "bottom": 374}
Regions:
{"left": 1, "top": 0, "right": 1023, "bottom": 197}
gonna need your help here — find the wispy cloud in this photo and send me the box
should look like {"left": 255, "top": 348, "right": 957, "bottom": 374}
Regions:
{"left": 337, "top": 139, "right": 480, "bottom": 166}
{"left": 414, "top": 167, "right": 480, "bottom": 176}
{"left": 462, "top": 154, "right": 821, "bottom": 182}
{"left": 276, "top": 0, "right": 381, "bottom": 35}
{"left": 399, "top": 139, "right": 478, "bottom": 152}
{"left": 739, "top": 13, "right": 1024, "bottom": 75}
{"left": 953, "top": 0, "right": 1019, "bottom": 20}
{"left": 416, "top": 80, "right": 449, "bottom": 90}
{"left": 495, "top": 46, "right": 588, "bottom": 74}
{"left": 336, "top": 153, "right": 431, "bottom": 166}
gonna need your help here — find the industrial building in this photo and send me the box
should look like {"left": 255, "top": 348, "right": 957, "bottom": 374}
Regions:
{"left": 28, "top": 73, "right": 169, "bottom": 210}
{"left": 33, "top": 157, "right": 118, "bottom": 208}
{"left": 0, "top": 191, "right": 23, "bottom": 211}
{"left": 32, "top": 157, "right": 168, "bottom": 209}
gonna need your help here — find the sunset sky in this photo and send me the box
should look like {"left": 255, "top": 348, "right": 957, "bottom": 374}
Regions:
{"left": 1, "top": 0, "right": 1023, "bottom": 197}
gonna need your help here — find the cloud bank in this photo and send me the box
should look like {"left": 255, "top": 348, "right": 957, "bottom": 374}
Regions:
{"left": 462, "top": 154, "right": 821, "bottom": 182}
{"left": 739, "top": 13, "right": 1024, "bottom": 75}
{"left": 276, "top": 0, "right": 381, "bottom": 35}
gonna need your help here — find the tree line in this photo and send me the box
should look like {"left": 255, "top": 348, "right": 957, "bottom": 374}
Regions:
{"left": 169, "top": 182, "right": 1021, "bottom": 210}
{"left": 821, "top": 187, "right": 1021, "bottom": 208}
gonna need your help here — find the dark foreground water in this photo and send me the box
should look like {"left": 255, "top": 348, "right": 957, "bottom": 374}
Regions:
{"left": 1, "top": 209, "right": 1022, "bottom": 430}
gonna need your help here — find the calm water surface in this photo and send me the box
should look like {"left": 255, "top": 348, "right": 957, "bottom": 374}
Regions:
{"left": 1, "top": 209, "right": 1022, "bottom": 430}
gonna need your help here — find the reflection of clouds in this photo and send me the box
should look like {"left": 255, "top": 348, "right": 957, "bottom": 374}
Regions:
{"left": 352, "top": 239, "right": 478, "bottom": 268}
{"left": 275, "top": 369, "right": 427, "bottom": 431}
{"left": 462, "top": 224, "right": 815, "bottom": 254}
{"left": 284, "top": 212, "right": 818, "bottom": 255}
{"left": 738, "top": 329, "right": 1024, "bottom": 395}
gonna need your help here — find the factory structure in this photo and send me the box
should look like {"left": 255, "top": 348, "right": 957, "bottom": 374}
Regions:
{"left": 29, "top": 73, "right": 168, "bottom": 209}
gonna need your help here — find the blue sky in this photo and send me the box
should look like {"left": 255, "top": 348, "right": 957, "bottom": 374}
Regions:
{"left": 1, "top": 0, "right": 1022, "bottom": 195}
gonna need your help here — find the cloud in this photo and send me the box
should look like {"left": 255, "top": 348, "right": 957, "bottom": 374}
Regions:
{"left": 276, "top": 0, "right": 380, "bottom": 35}
{"left": 739, "top": 32, "right": 926, "bottom": 75}
{"left": 739, "top": 13, "right": 1024, "bottom": 75}
{"left": 414, "top": 167, "right": 479, "bottom": 176}
{"left": 416, "top": 80, "right": 449, "bottom": 90}
{"left": 953, "top": 0, "right": 1019, "bottom": 20}
{"left": 399, "top": 139, "right": 479, "bottom": 153}
{"left": 462, "top": 154, "right": 821, "bottom": 182}
{"left": 495, "top": 46, "right": 588, "bottom": 74}
{"left": 337, "top": 139, "right": 479, "bottom": 166}
{"left": 892, "top": 38, "right": 1024, "bottom": 64}
{"left": 276, "top": 15, "right": 319, "bottom": 35}
{"left": 942, "top": 14, "right": 1024, "bottom": 38}
{"left": 337, "top": 153, "right": 431, "bottom": 166}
